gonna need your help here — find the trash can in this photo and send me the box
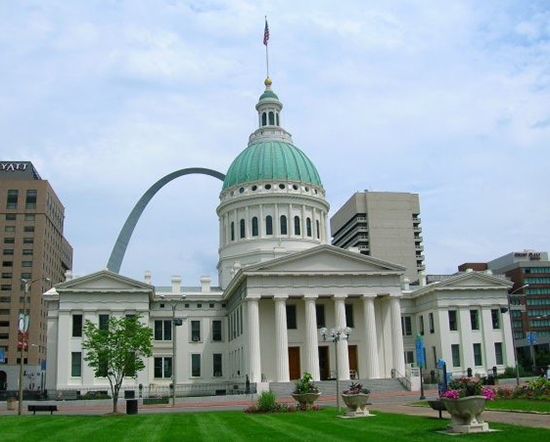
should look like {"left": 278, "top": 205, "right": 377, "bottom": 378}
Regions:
{"left": 126, "top": 399, "right": 138, "bottom": 415}
{"left": 6, "top": 397, "right": 16, "bottom": 411}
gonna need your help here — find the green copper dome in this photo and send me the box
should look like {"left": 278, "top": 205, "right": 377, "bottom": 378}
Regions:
{"left": 223, "top": 140, "right": 323, "bottom": 190}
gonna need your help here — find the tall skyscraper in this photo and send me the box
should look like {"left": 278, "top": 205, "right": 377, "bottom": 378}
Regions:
{"left": 330, "top": 191, "right": 425, "bottom": 282}
{"left": 0, "top": 161, "right": 72, "bottom": 391}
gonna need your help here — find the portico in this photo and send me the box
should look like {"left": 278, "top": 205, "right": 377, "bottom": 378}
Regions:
{"left": 223, "top": 245, "right": 407, "bottom": 383}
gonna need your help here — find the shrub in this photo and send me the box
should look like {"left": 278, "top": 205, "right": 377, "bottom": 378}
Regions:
{"left": 499, "top": 366, "right": 526, "bottom": 379}
{"left": 81, "top": 391, "right": 111, "bottom": 400}
{"left": 256, "top": 391, "right": 277, "bottom": 412}
{"left": 143, "top": 397, "right": 169, "bottom": 405}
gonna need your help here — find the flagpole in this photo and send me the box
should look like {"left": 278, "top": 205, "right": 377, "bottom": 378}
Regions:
{"left": 265, "top": 16, "right": 269, "bottom": 78}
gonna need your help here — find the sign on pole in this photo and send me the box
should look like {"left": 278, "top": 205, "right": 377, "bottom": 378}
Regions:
{"left": 415, "top": 334, "right": 425, "bottom": 368}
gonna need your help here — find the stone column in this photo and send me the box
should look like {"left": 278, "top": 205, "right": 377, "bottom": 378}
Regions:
{"left": 247, "top": 296, "right": 262, "bottom": 383}
{"left": 362, "top": 294, "right": 380, "bottom": 378}
{"left": 274, "top": 295, "right": 290, "bottom": 382}
{"left": 334, "top": 295, "right": 350, "bottom": 380}
{"left": 304, "top": 295, "right": 320, "bottom": 381}
{"left": 389, "top": 295, "right": 406, "bottom": 375}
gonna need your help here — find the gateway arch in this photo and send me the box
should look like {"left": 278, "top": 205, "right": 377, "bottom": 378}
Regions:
{"left": 106, "top": 167, "right": 225, "bottom": 273}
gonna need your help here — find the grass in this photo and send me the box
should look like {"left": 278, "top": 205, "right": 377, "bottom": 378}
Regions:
{"left": 1, "top": 408, "right": 548, "bottom": 441}
{"left": 412, "top": 399, "right": 550, "bottom": 413}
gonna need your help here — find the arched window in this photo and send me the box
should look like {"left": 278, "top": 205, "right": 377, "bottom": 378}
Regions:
{"left": 266, "top": 216, "right": 273, "bottom": 235}
{"left": 262, "top": 112, "right": 267, "bottom": 126}
{"left": 252, "top": 217, "right": 259, "bottom": 237}
{"left": 276, "top": 113, "right": 280, "bottom": 126}
{"left": 280, "top": 215, "right": 288, "bottom": 235}
{"left": 240, "top": 219, "right": 245, "bottom": 239}
{"left": 269, "top": 111, "right": 275, "bottom": 125}
{"left": 294, "top": 216, "right": 301, "bottom": 235}
{"left": 231, "top": 222, "right": 235, "bottom": 241}
{"left": 316, "top": 220, "right": 320, "bottom": 239}
{"left": 306, "top": 217, "right": 312, "bottom": 237}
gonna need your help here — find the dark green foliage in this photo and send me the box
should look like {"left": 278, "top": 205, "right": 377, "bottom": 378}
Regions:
{"left": 256, "top": 391, "right": 277, "bottom": 412}
{"left": 143, "top": 397, "right": 169, "bottom": 405}
{"left": 293, "top": 372, "right": 319, "bottom": 394}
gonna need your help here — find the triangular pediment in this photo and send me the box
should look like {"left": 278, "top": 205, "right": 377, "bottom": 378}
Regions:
{"left": 56, "top": 270, "right": 153, "bottom": 292}
{"left": 244, "top": 245, "right": 405, "bottom": 274}
{"left": 437, "top": 272, "right": 511, "bottom": 289}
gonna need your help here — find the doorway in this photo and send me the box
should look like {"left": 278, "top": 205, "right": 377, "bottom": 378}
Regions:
{"left": 0, "top": 370, "right": 6, "bottom": 390}
{"left": 288, "top": 347, "right": 301, "bottom": 380}
{"left": 318, "top": 346, "right": 330, "bottom": 380}
{"left": 348, "top": 345, "right": 358, "bottom": 379}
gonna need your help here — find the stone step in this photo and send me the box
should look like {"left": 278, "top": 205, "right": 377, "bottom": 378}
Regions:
{"left": 269, "top": 378, "right": 407, "bottom": 396}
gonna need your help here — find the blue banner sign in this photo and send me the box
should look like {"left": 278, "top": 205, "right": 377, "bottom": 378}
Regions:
{"left": 415, "top": 334, "right": 425, "bottom": 368}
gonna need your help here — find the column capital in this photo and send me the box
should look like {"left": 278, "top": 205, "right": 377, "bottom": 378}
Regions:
{"left": 389, "top": 293, "right": 403, "bottom": 299}
{"left": 273, "top": 294, "right": 288, "bottom": 301}
{"left": 246, "top": 294, "right": 262, "bottom": 301}
{"left": 303, "top": 294, "right": 318, "bottom": 300}
{"left": 362, "top": 293, "right": 377, "bottom": 299}
{"left": 333, "top": 294, "right": 348, "bottom": 300}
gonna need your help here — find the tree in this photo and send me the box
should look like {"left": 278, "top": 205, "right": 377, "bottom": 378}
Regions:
{"left": 82, "top": 314, "right": 153, "bottom": 413}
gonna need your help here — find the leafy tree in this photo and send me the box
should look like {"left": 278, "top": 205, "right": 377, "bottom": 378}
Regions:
{"left": 82, "top": 314, "right": 153, "bottom": 413}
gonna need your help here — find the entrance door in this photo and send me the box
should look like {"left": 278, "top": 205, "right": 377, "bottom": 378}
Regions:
{"left": 0, "top": 371, "right": 6, "bottom": 390}
{"left": 348, "top": 345, "right": 358, "bottom": 379}
{"left": 288, "top": 347, "right": 301, "bottom": 380}
{"left": 318, "top": 346, "right": 330, "bottom": 380}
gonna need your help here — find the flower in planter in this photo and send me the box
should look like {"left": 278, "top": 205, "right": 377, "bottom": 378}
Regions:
{"left": 343, "top": 382, "right": 370, "bottom": 395}
{"left": 293, "top": 372, "right": 319, "bottom": 394}
{"left": 441, "top": 389, "right": 461, "bottom": 399}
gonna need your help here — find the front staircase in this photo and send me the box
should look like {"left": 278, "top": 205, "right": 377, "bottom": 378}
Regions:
{"left": 269, "top": 378, "right": 407, "bottom": 397}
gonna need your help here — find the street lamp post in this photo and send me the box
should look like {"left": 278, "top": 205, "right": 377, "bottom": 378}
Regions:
{"left": 18, "top": 277, "right": 51, "bottom": 415}
{"left": 320, "top": 326, "right": 351, "bottom": 413}
{"left": 160, "top": 294, "right": 185, "bottom": 407}
{"left": 506, "top": 284, "right": 529, "bottom": 386}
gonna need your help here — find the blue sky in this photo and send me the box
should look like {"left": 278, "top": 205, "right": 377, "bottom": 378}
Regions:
{"left": 1, "top": 1, "right": 549, "bottom": 285}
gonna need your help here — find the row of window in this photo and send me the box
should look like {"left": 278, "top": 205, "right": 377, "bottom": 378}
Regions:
{"left": 526, "top": 288, "right": 550, "bottom": 295}
{"left": 2, "top": 249, "right": 34, "bottom": 256}
{"left": 404, "top": 313, "right": 435, "bottom": 337}
{"left": 1, "top": 272, "right": 32, "bottom": 280}
{"left": 3, "top": 237, "right": 34, "bottom": 245}
{"left": 3, "top": 226, "right": 34, "bottom": 233}
{"left": 448, "top": 309, "right": 501, "bottom": 331}
{"left": 228, "top": 306, "right": 243, "bottom": 341}
{"left": 527, "top": 309, "right": 550, "bottom": 317}
{"left": 450, "top": 342, "right": 504, "bottom": 367}
{"left": 523, "top": 267, "right": 550, "bottom": 274}
{"left": 72, "top": 314, "right": 109, "bottom": 337}
{"left": 260, "top": 110, "right": 280, "bottom": 127}
{"left": 4, "top": 214, "right": 36, "bottom": 221}
{"left": 3, "top": 189, "right": 37, "bottom": 210}
{"left": 524, "top": 277, "right": 550, "bottom": 284}
{"left": 153, "top": 354, "right": 223, "bottom": 378}
{"left": 229, "top": 216, "right": 320, "bottom": 241}
{"left": 527, "top": 298, "right": 550, "bottom": 305}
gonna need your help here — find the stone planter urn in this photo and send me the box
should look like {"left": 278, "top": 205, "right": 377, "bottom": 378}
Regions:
{"left": 6, "top": 397, "right": 17, "bottom": 411}
{"left": 441, "top": 396, "right": 489, "bottom": 434}
{"left": 342, "top": 393, "right": 371, "bottom": 417}
{"left": 291, "top": 392, "right": 320, "bottom": 409}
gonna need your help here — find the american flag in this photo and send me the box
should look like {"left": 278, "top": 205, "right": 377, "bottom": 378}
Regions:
{"left": 263, "top": 19, "right": 270, "bottom": 46}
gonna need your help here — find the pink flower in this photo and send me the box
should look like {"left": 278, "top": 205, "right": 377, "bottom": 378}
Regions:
{"left": 442, "top": 389, "right": 461, "bottom": 399}
{"left": 482, "top": 387, "right": 496, "bottom": 401}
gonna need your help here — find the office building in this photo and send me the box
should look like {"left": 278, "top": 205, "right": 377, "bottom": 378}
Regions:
{"left": 0, "top": 162, "right": 73, "bottom": 390}
{"left": 330, "top": 192, "right": 424, "bottom": 282}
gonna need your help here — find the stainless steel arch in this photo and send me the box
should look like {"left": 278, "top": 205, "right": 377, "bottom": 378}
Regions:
{"left": 106, "top": 167, "right": 225, "bottom": 273}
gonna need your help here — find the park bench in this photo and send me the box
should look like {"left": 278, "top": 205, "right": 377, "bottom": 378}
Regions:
{"left": 427, "top": 400, "right": 446, "bottom": 418}
{"left": 28, "top": 405, "right": 58, "bottom": 415}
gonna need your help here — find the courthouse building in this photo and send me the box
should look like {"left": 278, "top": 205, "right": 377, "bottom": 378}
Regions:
{"left": 43, "top": 79, "right": 516, "bottom": 393}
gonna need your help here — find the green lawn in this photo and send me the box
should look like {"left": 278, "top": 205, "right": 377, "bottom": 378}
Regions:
{"left": 1, "top": 409, "right": 548, "bottom": 441}
{"left": 412, "top": 399, "right": 550, "bottom": 414}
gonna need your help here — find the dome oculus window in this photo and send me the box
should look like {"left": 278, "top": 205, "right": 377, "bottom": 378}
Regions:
{"left": 252, "top": 185, "right": 257, "bottom": 191}
{"left": 239, "top": 187, "right": 245, "bottom": 194}
{"left": 279, "top": 184, "right": 285, "bottom": 190}
{"left": 265, "top": 184, "right": 272, "bottom": 190}
{"left": 292, "top": 184, "right": 298, "bottom": 190}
